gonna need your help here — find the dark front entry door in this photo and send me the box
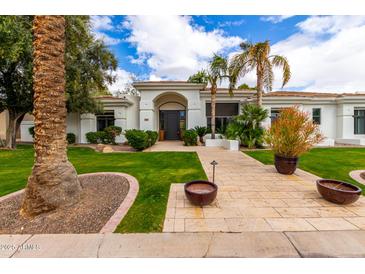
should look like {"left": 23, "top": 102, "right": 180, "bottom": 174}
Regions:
{"left": 164, "top": 111, "right": 180, "bottom": 140}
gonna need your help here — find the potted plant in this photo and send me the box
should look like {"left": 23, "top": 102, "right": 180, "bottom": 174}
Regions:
{"left": 159, "top": 120, "right": 165, "bottom": 141}
{"left": 265, "top": 106, "right": 324, "bottom": 175}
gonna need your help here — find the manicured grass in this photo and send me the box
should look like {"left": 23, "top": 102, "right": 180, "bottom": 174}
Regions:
{"left": 0, "top": 145, "right": 207, "bottom": 232}
{"left": 244, "top": 148, "right": 365, "bottom": 193}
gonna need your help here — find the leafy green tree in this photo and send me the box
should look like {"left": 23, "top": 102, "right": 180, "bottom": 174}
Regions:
{"left": 187, "top": 70, "right": 208, "bottom": 84}
{"left": 0, "top": 15, "right": 117, "bottom": 148}
{"left": 237, "top": 83, "right": 256, "bottom": 90}
{"left": 0, "top": 16, "right": 33, "bottom": 149}
{"left": 230, "top": 41, "right": 291, "bottom": 106}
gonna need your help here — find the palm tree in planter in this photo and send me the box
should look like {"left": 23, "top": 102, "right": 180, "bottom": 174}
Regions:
{"left": 229, "top": 41, "right": 291, "bottom": 106}
{"left": 21, "top": 16, "right": 82, "bottom": 217}
{"left": 188, "top": 55, "right": 231, "bottom": 139}
{"left": 265, "top": 106, "right": 324, "bottom": 175}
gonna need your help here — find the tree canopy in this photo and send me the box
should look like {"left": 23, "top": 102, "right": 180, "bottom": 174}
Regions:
{"left": 0, "top": 15, "right": 118, "bottom": 148}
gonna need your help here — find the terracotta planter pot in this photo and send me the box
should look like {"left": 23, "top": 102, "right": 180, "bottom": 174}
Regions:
{"left": 274, "top": 154, "right": 298, "bottom": 175}
{"left": 159, "top": 130, "right": 165, "bottom": 141}
{"left": 184, "top": 180, "right": 218, "bottom": 206}
{"left": 316, "top": 179, "right": 361, "bottom": 205}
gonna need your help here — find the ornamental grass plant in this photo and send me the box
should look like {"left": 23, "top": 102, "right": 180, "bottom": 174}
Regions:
{"left": 265, "top": 106, "right": 324, "bottom": 157}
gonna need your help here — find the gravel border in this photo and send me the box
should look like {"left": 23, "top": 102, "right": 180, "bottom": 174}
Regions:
{"left": 94, "top": 172, "right": 139, "bottom": 233}
{"left": 0, "top": 172, "right": 139, "bottom": 234}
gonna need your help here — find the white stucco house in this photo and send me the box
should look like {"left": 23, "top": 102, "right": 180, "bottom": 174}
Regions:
{"left": 1, "top": 81, "right": 365, "bottom": 146}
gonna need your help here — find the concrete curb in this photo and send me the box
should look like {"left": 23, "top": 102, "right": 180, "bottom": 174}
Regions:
{"left": 349, "top": 170, "right": 365, "bottom": 186}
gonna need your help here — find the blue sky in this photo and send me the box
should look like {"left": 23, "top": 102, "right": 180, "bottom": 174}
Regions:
{"left": 91, "top": 15, "right": 365, "bottom": 93}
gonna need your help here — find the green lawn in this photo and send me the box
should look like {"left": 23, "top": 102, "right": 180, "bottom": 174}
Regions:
{"left": 0, "top": 145, "right": 207, "bottom": 233}
{"left": 244, "top": 148, "right": 365, "bottom": 193}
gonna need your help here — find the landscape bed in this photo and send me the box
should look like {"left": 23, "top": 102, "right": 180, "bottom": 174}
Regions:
{"left": 0, "top": 145, "right": 207, "bottom": 233}
{"left": 244, "top": 147, "right": 365, "bottom": 193}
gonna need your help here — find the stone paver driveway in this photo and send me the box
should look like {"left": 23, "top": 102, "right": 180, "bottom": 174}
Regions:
{"left": 149, "top": 142, "right": 365, "bottom": 233}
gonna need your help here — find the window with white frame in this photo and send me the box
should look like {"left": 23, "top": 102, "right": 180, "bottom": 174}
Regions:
{"left": 270, "top": 108, "right": 281, "bottom": 123}
{"left": 354, "top": 108, "right": 365, "bottom": 134}
{"left": 312, "top": 108, "right": 321, "bottom": 124}
{"left": 206, "top": 103, "right": 239, "bottom": 132}
{"left": 96, "top": 110, "right": 115, "bottom": 131}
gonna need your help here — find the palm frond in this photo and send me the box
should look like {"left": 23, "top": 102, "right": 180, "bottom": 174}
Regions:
{"left": 271, "top": 55, "right": 291, "bottom": 87}
{"left": 262, "top": 60, "right": 273, "bottom": 91}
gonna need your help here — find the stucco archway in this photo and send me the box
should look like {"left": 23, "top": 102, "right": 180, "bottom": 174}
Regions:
{"left": 153, "top": 92, "right": 188, "bottom": 140}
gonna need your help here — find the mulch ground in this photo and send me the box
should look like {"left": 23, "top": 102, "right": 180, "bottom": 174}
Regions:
{"left": 0, "top": 175, "right": 129, "bottom": 234}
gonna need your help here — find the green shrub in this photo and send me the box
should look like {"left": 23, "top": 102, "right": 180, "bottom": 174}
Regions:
{"left": 146, "top": 130, "right": 158, "bottom": 146}
{"left": 96, "top": 131, "right": 109, "bottom": 144}
{"left": 86, "top": 131, "right": 99, "bottom": 144}
{"left": 67, "top": 133, "right": 76, "bottom": 144}
{"left": 194, "top": 126, "right": 207, "bottom": 143}
{"left": 226, "top": 104, "right": 268, "bottom": 148}
{"left": 125, "top": 129, "right": 149, "bottom": 151}
{"left": 28, "top": 126, "right": 35, "bottom": 138}
{"left": 182, "top": 129, "right": 198, "bottom": 146}
{"left": 104, "top": 126, "right": 122, "bottom": 144}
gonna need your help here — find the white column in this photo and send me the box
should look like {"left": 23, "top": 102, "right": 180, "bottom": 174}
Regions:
{"left": 337, "top": 104, "right": 354, "bottom": 138}
{"left": 139, "top": 99, "right": 155, "bottom": 131}
{"left": 114, "top": 107, "right": 127, "bottom": 143}
{"left": 187, "top": 92, "right": 202, "bottom": 129}
{"left": 80, "top": 113, "right": 96, "bottom": 143}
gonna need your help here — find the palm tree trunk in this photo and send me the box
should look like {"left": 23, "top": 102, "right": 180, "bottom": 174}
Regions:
{"left": 21, "top": 16, "right": 81, "bottom": 217}
{"left": 256, "top": 68, "right": 263, "bottom": 106}
{"left": 211, "top": 84, "right": 217, "bottom": 139}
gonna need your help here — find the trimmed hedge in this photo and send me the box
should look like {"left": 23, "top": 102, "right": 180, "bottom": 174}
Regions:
{"left": 67, "top": 133, "right": 76, "bottom": 144}
{"left": 125, "top": 129, "right": 158, "bottom": 151}
{"left": 146, "top": 130, "right": 158, "bottom": 146}
{"left": 183, "top": 129, "right": 198, "bottom": 146}
{"left": 86, "top": 126, "right": 122, "bottom": 145}
{"left": 28, "top": 126, "right": 35, "bottom": 138}
{"left": 104, "top": 126, "right": 122, "bottom": 144}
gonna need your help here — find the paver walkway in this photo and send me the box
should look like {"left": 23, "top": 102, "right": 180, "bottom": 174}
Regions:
{"left": 149, "top": 141, "right": 365, "bottom": 233}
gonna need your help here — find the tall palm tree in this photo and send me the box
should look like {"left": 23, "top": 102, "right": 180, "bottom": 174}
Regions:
{"left": 229, "top": 41, "right": 291, "bottom": 106}
{"left": 21, "top": 16, "right": 81, "bottom": 217}
{"left": 188, "top": 55, "right": 230, "bottom": 139}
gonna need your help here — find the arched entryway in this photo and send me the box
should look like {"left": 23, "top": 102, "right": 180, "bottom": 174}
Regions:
{"left": 154, "top": 92, "right": 187, "bottom": 140}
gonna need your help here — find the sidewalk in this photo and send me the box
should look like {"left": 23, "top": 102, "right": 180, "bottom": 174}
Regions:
{"left": 2, "top": 231, "right": 365, "bottom": 258}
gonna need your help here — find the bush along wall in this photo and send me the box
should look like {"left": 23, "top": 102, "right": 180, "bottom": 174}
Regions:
{"left": 182, "top": 129, "right": 198, "bottom": 146}
{"left": 85, "top": 126, "right": 122, "bottom": 145}
{"left": 125, "top": 129, "right": 159, "bottom": 151}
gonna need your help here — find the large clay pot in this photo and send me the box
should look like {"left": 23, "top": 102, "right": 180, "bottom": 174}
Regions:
{"left": 184, "top": 180, "right": 218, "bottom": 206}
{"left": 274, "top": 154, "right": 298, "bottom": 175}
{"left": 316, "top": 179, "right": 361, "bottom": 205}
{"left": 159, "top": 130, "right": 165, "bottom": 141}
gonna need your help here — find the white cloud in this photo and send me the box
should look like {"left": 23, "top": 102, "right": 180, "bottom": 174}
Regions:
{"left": 108, "top": 68, "right": 135, "bottom": 94}
{"left": 90, "top": 15, "right": 114, "bottom": 31}
{"left": 90, "top": 15, "right": 121, "bottom": 46}
{"left": 122, "top": 15, "right": 243, "bottom": 80}
{"left": 261, "top": 16, "right": 294, "bottom": 24}
{"left": 270, "top": 16, "right": 365, "bottom": 92}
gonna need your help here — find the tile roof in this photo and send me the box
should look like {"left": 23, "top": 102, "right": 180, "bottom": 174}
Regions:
{"left": 264, "top": 91, "right": 365, "bottom": 98}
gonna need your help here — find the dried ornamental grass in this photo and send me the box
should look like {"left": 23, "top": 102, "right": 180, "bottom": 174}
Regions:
{"left": 266, "top": 106, "right": 324, "bottom": 157}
